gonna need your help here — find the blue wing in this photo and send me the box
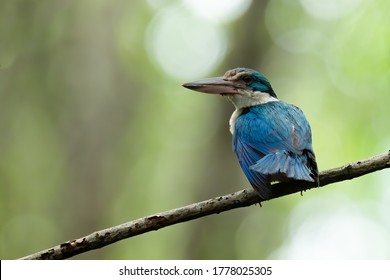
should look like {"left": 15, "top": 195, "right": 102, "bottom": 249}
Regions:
{"left": 232, "top": 101, "right": 318, "bottom": 199}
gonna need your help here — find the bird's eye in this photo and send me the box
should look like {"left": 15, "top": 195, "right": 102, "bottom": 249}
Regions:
{"left": 242, "top": 76, "right": 252, "bottom": 84}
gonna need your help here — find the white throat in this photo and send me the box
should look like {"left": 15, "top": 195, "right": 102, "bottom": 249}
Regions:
{"left": 227, "top": 90, "right": 279, "bottom": 134}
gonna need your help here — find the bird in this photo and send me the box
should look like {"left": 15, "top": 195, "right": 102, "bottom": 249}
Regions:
{"left": 182, "top": 67, "right": 318, "bottom": 200}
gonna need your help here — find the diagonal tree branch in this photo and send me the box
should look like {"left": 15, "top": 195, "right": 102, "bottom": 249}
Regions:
{"left": 20, "top": 151, "right": 390, "bottom": 260}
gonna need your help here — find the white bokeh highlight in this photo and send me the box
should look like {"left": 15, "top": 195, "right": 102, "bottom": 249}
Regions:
{"left": 145, "top": 5, "right": 227, "bottom": 80}
{"left": 300, "top": 0, "right": 362, "bottom": 20}
{"left": 145, "top": 0, "right": 252, "bottom": 80}
{"left": 271, "top": 196, "right": 390, "bottom": 259}
{"left": 183, "top": 0, "right": 252, "bottom": 23}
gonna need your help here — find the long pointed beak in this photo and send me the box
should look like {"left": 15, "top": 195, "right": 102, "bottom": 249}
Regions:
{"left": 182, "top": 77, "right": 242, "bottom": 95}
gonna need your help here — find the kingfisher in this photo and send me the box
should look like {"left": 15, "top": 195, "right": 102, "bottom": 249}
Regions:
{"left": 183, "top": 67, "right": 319, "bottom": 200}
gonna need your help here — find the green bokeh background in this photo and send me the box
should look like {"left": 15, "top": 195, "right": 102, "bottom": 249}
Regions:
{"left": 0, "top": 0, "right": 389, "bottom": 259}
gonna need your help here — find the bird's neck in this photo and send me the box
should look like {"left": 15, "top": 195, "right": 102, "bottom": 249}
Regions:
{"left": 228, "top": 91, "right": 279, "bottom": 134}
{"left": 229, "top": 109, "right": 244, "bottom": 134}
{"left": 226, "top": 90, "right": 278, "bottom": 110}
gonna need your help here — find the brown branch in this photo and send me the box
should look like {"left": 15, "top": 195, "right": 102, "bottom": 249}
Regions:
{"left": 20, "top": 151, "right": 390, "bottom": 260}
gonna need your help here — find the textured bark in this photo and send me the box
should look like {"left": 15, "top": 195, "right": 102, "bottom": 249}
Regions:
{"left": 20, "top": 151, "right": 390, "bottom": 260}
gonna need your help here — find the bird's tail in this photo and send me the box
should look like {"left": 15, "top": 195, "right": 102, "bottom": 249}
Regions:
{"left": 249, "top": 150, "right": 315, "bottom": 182}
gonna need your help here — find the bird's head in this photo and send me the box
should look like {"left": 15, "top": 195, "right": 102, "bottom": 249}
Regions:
{"left": 182, "top": 67, "right": 278, "bottom": 109}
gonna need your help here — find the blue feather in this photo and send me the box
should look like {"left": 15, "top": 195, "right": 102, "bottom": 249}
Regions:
{"left": 233, "top": 101, "right": 318, "bottom": 199}
{"left": 235, "top": 137, "right": 271, "bottom": 199}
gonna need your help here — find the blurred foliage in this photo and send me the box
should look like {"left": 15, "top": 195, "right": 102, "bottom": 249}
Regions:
{"left": 0, "top": 0, "right": 389, "bottom": 259}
